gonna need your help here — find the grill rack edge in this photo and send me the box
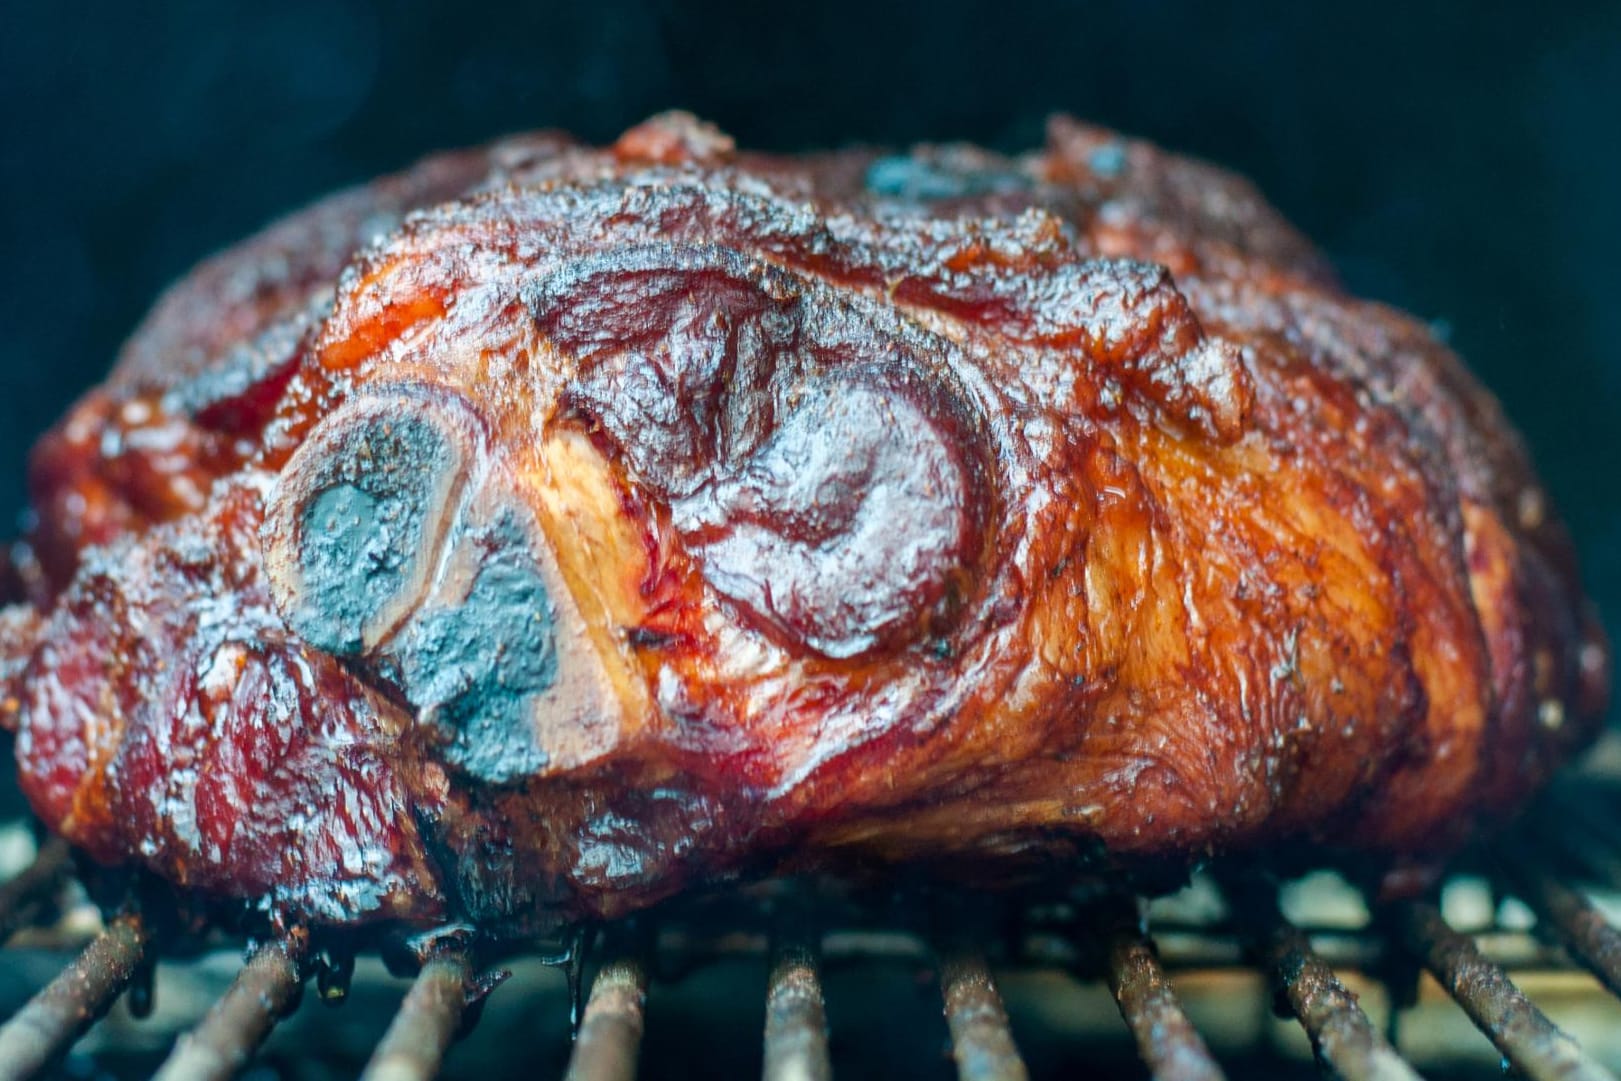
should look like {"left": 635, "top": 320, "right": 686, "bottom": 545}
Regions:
{"left": 2, "top": 796, "right": 1621, "bottom": 1080}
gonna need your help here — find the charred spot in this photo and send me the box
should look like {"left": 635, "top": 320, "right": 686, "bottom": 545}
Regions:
{"left": 625, "top": 625, "right": 679, "bottom": 650}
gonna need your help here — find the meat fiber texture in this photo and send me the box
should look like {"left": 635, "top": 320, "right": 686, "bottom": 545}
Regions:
{"left": 0, "top": 113, "right": 1607, "bottom": 935}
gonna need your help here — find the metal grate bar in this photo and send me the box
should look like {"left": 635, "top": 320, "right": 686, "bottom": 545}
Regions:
{"left": 938, "top": 948, "right": 1030, "bottom": 1081}
{"left": 1223, "top": 879, "right": 1417, "bottom": 1081}
{"left": 0, "top": 837, "right": 70, "bottom": 943}
{"left": 0, "top": 912, "right": 153, "bottom": 1081}
{"left": 360, "top": 947, "right": 476, "bottom": 1081}
{"left": 762, "top": 932, "right": 832, "bottom": 1081}
{"left": 153, "top": 930, "right": 309, "bottom": 1081}
{"left": 1504, "top": 856, "right": 1621, "bottom": 998}
{"left": 1393, "top": 900, "right": 1617, "bottom": 1081}
{"left": 1255, "top": 925, "right": 1418, "bottom": 1081}
{"left": 1103, "top": 923, "right": 1228, "bottom": 1081}
{"left": 565, "top": 953, "right": 649, "bottom": 1081}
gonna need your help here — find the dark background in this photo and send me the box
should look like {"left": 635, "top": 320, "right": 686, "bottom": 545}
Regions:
{"left": 1, "top": 0, "right": 1618, "bottom": 697}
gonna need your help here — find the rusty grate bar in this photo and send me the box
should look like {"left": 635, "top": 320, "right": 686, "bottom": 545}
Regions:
{"left": 6, "top": 837, "right": 1621, "bottom": 1080}
{"left": 152, "top": 930, "right": 309, "bottom": 1081}
{"left": 360, "top": 947, "right": 476, "bottom": 1081}
{"left": 762, "top": 932, "right": 832, "bottom": 1081}
{"left": 1254, "top": 924, "right": 1418, "bottom": 1081}
{"left": 1220, "top": 875, "right": 1415, "bottom": 1081}
{"left": 0, "top": 912, "right": 153, "bottom": 1081}
{"left": 565, "top": 953, "right": 650, "bottom": 1081}
{"left": 1393, "top": 900, "right": 1617, "bottom": 1081}
{"left": 1102, "top": 920, "right": 1228, "bottom": 1081}
{"left": 938, "top": 947, "right": 1030, "bottom": 1081}
{"left": 1504, "top": 855, "right": 1621, "bottom": 998}
{"left": 0, "top": 837, "right": 70, "bottom": 943}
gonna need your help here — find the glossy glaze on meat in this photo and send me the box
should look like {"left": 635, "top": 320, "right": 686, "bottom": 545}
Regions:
{"left": 0, "top": 114, "right": 1608, "bottom": 933}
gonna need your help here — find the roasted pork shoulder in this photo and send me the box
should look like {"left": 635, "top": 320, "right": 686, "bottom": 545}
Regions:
{"left": 0, "top": 113, "right": 1607, "bottom": 934}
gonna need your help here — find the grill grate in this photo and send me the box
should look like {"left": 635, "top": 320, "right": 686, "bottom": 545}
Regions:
{"left": 567, "top": 953, "right": 649, "bottom": 1081}
{"left": 0, "top": 911, "right": 152, "bottom": 1080}
{"left": 761, "top": 932, "right": 832, "bottom": 1081}
{"left": 2, "top": 780, "right": 1621, "bottom": 1079}
{"left": 1222, "top": 873, "right": 1416, "bottom": 1081}
{"left": 362, "top": 947, "right": 479, "bottom": 1081}
{"left": 938, "top": 947, "right": 1028, "bottom": 1081}
{"left": 1394, "top": 900, "right": 1611, "bottom": 1081}
{"left": 154, "top": 930, "right": 306, "bottom": 1081}
{"left": 1502, "top": 856, "right": 1621, "bottom": 998}
{"left": 1102, "top": 917, "right": 1225, "bottom": 1081}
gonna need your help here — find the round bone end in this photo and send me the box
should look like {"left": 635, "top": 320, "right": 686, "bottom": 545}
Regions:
{"left": 263, "top": 395, "right": 477, "bottom": 656}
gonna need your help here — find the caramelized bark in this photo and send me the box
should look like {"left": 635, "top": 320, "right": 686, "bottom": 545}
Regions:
{"left": 0, "top": 113, "right": 1607, "bottom": 933}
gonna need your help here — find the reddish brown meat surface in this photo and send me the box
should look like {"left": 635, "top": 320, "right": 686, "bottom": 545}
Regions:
{"left": 0, "top": 114, "right": 1608, "bottom": 934}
